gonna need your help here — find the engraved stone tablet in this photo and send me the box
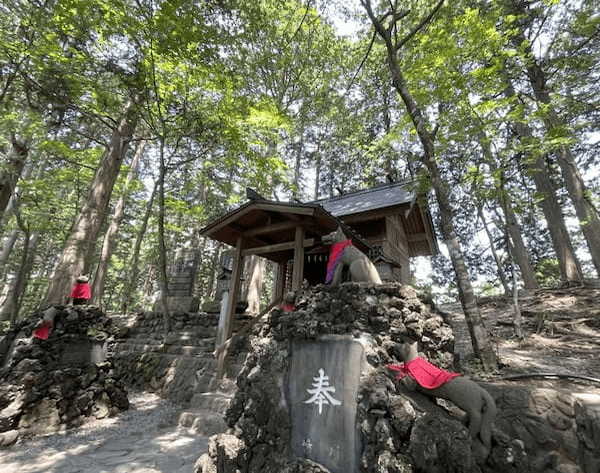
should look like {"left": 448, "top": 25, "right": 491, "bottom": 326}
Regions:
{"left": 288, "top": 337, "right": 364, "bottom": 473}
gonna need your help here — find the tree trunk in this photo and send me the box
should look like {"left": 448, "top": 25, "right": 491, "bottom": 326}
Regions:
{"left": 121, "top": 179, "right": 158, "bottom": 313}
{"left": 0, "top": 134, "right": 28, "bottom": 225}
{"left": 243, "top": 255, "right": 265, "bottom": 315}
{"left": 361, "top": 0, "right": 497, "bottom": 370}
{"left": 478, "top": 135, "right": 539, "bottom": 290}
{"left": 503, "top": 200, "right": 539, "bottom": 290}
{"left": 203, "top": 244, "right": 221, "bottom": 304}
{"left": 92, "top": 140, "right": 146, "bottom": 306}
{"left": 1, "top": 224, "right": 38, "bottom": 324}
{"left": 503, "top": 81, "right": 583, "bottom": 283}
{"left": 509, "top": 0, "right": 600, "bottom": 277}
{"left": 293, "top": 133, "right": 304, "bottom": 200}
{"left": 0, "top": 230, "right": 19, "bottom": 281}
{"left": 157, "top": 138, "right": 171, "bottom": 333}
{"left": 314, "top": 152, "right": 321, "bottom": 201}
{"left": 477, "top": 206, "right": 510, "bottom": 295}
{"left": 44, "top": 99, "right": 138, "bottom": 305}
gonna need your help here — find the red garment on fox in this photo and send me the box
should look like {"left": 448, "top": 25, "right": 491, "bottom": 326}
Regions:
{"left": 70, "top": 282, "right": 91, "bottom": 300}
{"left": 387, "top": 357, "right": 460, "bottom": 389}
{"left": 325, "top": 239, "right": 353, "bottom": 283}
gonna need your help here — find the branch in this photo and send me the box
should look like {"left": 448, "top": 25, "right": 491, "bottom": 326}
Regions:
{"left": 342, "top": 30, "right": 377, "bottom": 97}
{"left": 395, "top": 0, "right": 445, "bottom": 51}
{"left": 290, "top": 0, "right": 312, "bottom": 42}
{"left": 361, "top": 0, "right": 392, "bottom": 42}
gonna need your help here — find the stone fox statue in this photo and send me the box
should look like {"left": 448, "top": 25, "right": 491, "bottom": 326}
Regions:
{"left": 322, "top": 227, "right": 382, "bottom": 286}
{"left": 389, "top": 339, "right": 497, "bottom": 455}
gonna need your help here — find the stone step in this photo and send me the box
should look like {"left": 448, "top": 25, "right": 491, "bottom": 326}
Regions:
{"left": 189, "top": 392, "right": 233, "bottom": 412}
{"left": 112, "top": 341, "right": 215, "bottom": 356}
{"left": 178, "top": 409, "right": 227, "bottom": 436}
{"left": 120, "top": 330, "right": 217, "bottom": 341}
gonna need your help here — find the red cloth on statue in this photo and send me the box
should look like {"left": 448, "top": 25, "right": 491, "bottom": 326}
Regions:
{"left": 281, "top": 303, "right": 296, "bottom": 312}
{"left": 33, "top": 322, "right": 52, "bottom": 340}
{"left": 70, "top": 282, "right": 91, "bottom": 300}
{"left": 387, "top": 357, "right": 461, "bottom": 389}
{"left": 325, "top": 239, "right": 353, "bottom": 283}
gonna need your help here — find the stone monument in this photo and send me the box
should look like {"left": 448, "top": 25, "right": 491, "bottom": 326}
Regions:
{"left": 167, "top": 248, "right": 200, "bottom": 312}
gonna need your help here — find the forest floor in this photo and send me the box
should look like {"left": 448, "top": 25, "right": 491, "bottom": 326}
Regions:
{"left": 442, "top": 285, "right": 600, "bottom": 395}
{"left": 2, "top": 286, "right": 599, "bottom": 472}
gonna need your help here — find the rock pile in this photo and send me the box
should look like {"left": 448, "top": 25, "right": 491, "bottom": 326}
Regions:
{"left": 196, "top": 282, "right": 464, "bottom": 473}
{"left": 0, "top": 305, "right": 129, "bottom": 446}
{"left": 196, "top": 282, "right": 593, "bottom": 473}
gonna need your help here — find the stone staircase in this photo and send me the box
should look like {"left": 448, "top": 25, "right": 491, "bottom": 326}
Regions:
{"left": 177, "top": 386, "right": 234, "bottom": 435}
{"left": 109, "top": 310, "right": 250, "bottom": 435}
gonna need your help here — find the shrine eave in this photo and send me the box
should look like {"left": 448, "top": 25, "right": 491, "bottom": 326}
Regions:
{"left": 199, "top": 200, "right": 370, "bottom": 262}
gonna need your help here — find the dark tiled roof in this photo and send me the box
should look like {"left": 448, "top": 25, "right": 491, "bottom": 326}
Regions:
{"left": 310, "top": 181, "right": 414, "bottom": 217}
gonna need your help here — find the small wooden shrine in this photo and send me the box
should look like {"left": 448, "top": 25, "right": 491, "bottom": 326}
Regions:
{"left": 201, "top": 181, "right": 437, "bottom": 293}
{"left": 200, "top": 180, "right": 437, "bottom": 377}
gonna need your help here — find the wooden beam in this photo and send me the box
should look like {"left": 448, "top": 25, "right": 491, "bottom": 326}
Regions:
{"left": 241, "top": 238, "right": 315, "bottom": 256}
{"left": 291, "top": 226, "right": 305, "bottom": 290}
{"left": 418, "top": 205, "right": 438, "bottom": 254}
{"left": 243, "top": 221, "right": 302, "bottom": 237}
{"left": 216, "top": 236, "right": 244, "bottom": 380}
{"left": 255, "top": 202, "right": 316, "bottom": 216}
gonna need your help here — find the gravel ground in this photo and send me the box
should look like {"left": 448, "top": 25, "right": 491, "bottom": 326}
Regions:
{"left": 0, "top": 392, "right": 209, "bottom": 473}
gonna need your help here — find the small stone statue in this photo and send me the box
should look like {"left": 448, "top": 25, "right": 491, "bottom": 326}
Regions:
{"left": 322, "top": 227, "right": 382, "bottom": 286}
{"left": 388, "top": 339, "right": 497, "bottom": 456}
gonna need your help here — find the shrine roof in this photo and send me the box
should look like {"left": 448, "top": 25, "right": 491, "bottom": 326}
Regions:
{"left": 310, "top": 180, "right": 415, "bottom": 217}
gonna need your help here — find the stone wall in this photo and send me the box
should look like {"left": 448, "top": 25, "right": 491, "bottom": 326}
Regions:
{"left": 195, "top": 282, "right": 598, "bottom": 473}
{"left": 0, "top": 306, "right": 129, "bottom": 447}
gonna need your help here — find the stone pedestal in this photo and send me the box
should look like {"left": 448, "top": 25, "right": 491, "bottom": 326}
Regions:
{"left": 288, "top": 337, "right": 364, "bottom": 473}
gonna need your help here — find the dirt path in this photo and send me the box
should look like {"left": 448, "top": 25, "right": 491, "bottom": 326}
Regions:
{"left": 0, "top": 393, "right": 208, "bottom": 473}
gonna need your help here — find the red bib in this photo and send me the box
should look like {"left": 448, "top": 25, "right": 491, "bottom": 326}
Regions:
{"left": 388, "top": 357, "right": 460, "bottom": 389}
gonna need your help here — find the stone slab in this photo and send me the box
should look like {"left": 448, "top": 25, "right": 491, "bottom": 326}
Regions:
{"left": 288, "top": 337, "right": 364, "bottom": 473}
{"left": 59, "top": 339, "right": 107, "bottom": 367}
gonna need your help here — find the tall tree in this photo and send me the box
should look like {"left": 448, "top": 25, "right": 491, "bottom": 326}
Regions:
{"left": 360, "top": 0, "right": 497, "bottom": 369}
{"left": 45, "top": 98, "right": 138, "bottom": 305}
{"left": 503, "top": 0, "right": 600, "bottom": 277}
{"left": 92, "top": 139, "right": 145, "bottom": 306}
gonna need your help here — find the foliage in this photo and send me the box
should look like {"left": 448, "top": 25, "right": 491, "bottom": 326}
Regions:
{"left": 0, "top": 0, "right": 597, "bottom": 318}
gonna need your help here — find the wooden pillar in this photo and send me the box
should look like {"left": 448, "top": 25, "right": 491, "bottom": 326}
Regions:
{"left": 291, "top": 226, "right": 305, "bottom": 291}
{"left": 216, "top": 236, "right": 244, "bottom": 380}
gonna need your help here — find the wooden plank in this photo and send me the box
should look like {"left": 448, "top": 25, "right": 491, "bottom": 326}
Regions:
{"left": 255, "top": 203, "right": 316, "bottom": 216}
{"left": 216, "top": 236, "right": 244, "bottom": 380}
{"left": 203, "top": 204, "right": 254, "bottom": 237}
{"left": 241, "top": 238, "right": 315, "bottom": 256}
{"left": 407, "top": 232, "right": 428, "bottom": 242}
{"left": 291, "top": 226, "right": 305, "bottom": 290}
